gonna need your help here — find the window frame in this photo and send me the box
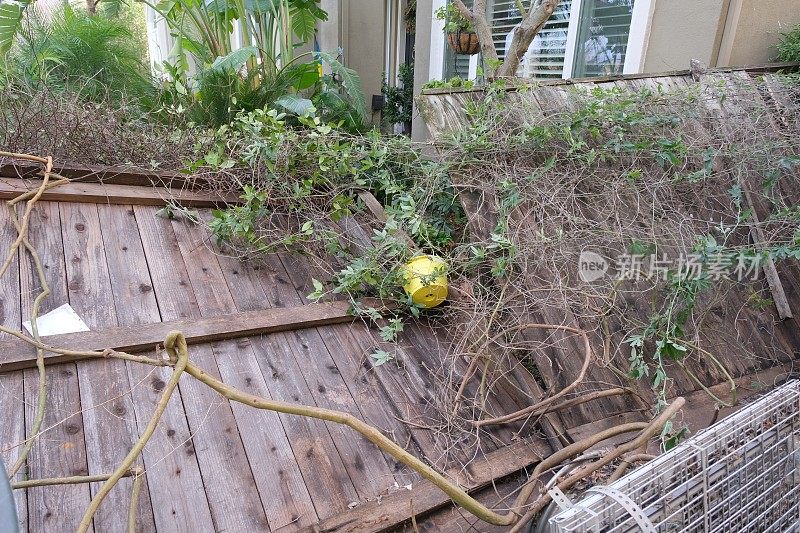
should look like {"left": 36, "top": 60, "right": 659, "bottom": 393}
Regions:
{"left": 431, "top": 0, "right": 656, "bottom": 82}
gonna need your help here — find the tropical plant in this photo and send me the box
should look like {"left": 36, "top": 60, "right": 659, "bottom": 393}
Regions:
{"left": 0, "top": 0, "right": 129, "bottom": 57}
{"left": 0, "top": 0, "right": 32, "bottom": 57}
{"left": 9, "top": 5, "right": 153, "bottom": 101}
{"left": 382, "top": 63, "right": 414, "bottom": 132}
{"left": 154, "top": 0, "right": 325, "bottom": 79}
{"left": 153, "top": 0, "right": 367, "bottom": 128}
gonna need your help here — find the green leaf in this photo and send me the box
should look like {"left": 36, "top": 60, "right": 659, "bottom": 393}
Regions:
{"left": 155, "top": 205, "right": 175, "bottom": 219}
{"left": 279, "top": 61, "right": 320, "bottom": 90}
{"left": 275, "top": 94, "right": 315, "bottom": 116}
{"left": 210, "top": 46, "right": 258, "bottom": 73}
{"left": 100, "top": 0, "right": 126, "bottom": 18}
{"left": 174, "top": 79, "right": 188, "bottom": 95}
{"left": 206, "top": 0, "right": 235, "bottom": 13}
{"left": 307, "top": 278, "right": 325, "bottom": 301}
{"left": 290, "top": 6, "right": 318, "bottom": 41}
{"left": 370, "top": 349, "right": 394, "bottom": 367}
{"left": 0, "top": 0, "right": 30, "bottom": 57}
{"left": 312, "top": 89, "right": 364, "bottom": 130}
{"left": 316, "top": 51, "right": 367, "bottom": 122}
{"left": 245, "top": 0, "right": 276, "bottom": 14}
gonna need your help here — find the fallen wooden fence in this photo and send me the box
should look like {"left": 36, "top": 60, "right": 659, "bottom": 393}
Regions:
{"left": 0, "top": 299, "right": 391, "bottom": 372}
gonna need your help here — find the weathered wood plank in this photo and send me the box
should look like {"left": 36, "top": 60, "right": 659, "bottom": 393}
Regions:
{"left": 59, "top": 201, "right": 156, "bottom": 532}
{"left": 260, "top": 255, "right": 407, "bottom": 493}
{"left": 213, "top": 248, "right": 364, "bottom": 520}
{"left": 19, "top": 202, "right": 92, "bottom": 533}
{"left": 0, "top": 299, "right": 388, "bottom": 373}
{"left": 167, "top": 214, "right": 313, "bottom": 530}
{"left": 276, "top": 251, "right": 454, "bottom": 468}
{"left": 135, "top": 206, "right": 271, "bottom": 532}
{"left": 300, "top": 437, "right": 547, "bottom": 533}
{"left": 0, "top": 203, "right": 27, "bottom": 532}
{"left": 0, "top": 178, "right": 238, "bottom": 207}
{"left": 411, "top": 475, "right": 525, "bottom": 533}
{"left": 567, "top": 360, "right": 799, "bottom": 444}
{"left": 98, "top": 204, "right": 214, "bottom": 532}
{"left": 0, "top": 162, "right": 186, "bottom": 188}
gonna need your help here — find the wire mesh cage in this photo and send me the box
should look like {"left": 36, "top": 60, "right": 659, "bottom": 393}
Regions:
{"left": 549, "top": 380, "right": 800, "bottom": 532}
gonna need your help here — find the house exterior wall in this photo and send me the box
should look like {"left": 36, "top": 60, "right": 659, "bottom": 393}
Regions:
{"left": 643, "top": 0, "right": 800, "bottom": 71}
{"left": 720, "top": 0, "right": 800, "bottom": 66}
{"left": 642, "top": 0, "right": 729, "bottom": 72}
{"left": 339, "top": 0, "right": 387, "bottom": 122}
{"left": 412, "top": 0, "right": 435, "bottom": 141}
{"left": 411, "top": 0, "right": 800, "bottom": 139}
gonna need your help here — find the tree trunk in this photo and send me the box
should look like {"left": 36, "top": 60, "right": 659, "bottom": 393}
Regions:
{"left": 496, "top": 0, "right": 559, "bottom": 78}
{"left": 86, "top": 0, "right": 97, "bottom": 14}
{"left": 452, "top": 0, "right": 560, "bottom": 79}
{"left": 453, "top": 0, "right": 499, "bottom": 73}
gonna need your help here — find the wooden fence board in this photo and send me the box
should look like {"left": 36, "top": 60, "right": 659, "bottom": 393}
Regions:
{"left": 300, "top": 437, "right": 547, "bottom": 533}
{"left": 19, "top": 202, "right": 91, "bottom": 533}
{"left": 0, "top": 204, "right": 28, "bottom": 532}
{"left": 0, "top": 179, "right": 238, "bottom": 207}
{"left": 59, "top": 201, "right": 156, "bottom": 532}
{"left": 215, "top": 247, "right": 363, "bottom": 519}
{"left": 97, "top": 204, "right": 214, "bottom": 532}
{"left": 0, "top": 299, "right": 388, "bottom": 372}
{"left": 135, "top": 205, "right": 275, "bottom": 532}
{"left": 0, "top": 162, "right": 185, "bottom": 187}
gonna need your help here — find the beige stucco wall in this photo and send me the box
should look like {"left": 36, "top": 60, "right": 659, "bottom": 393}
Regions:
{"left": 644, "top": 0, "right": 800, "bottom": 72}
{"left": 722, "top": 0, "right": 800, "bottom": 66}
{"left": 412, "top": 0, "right": 434, "bottom": 141}
{"left": 341, "top": 0, "right": 387, "bottom": 123}
{"left": 643, "top": 0, "right": 729, "bottom": 72}
{"left": 318, "top": 0, "right": 389, "bottom": 124}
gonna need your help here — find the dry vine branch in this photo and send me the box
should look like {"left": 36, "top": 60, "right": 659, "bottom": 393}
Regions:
{"left": 11, "top": 468, "right": 141, "bottom": 489}
{"left": 509, "top": 398, "right": 686, "bottom": 532}
{"left": 607, "top": 453, "right": 656, "bottom": 484}
{"left": 0, "top": 151, "right": 59, "bottom": 478}
{"left": 127, "top": 472, "right": 145, "bottom": 533}
{"left": 473, "top": 323, "right": 593, "bottom": 427}
{"left": 77, "top": 331, "right": 189, "bottom": 533}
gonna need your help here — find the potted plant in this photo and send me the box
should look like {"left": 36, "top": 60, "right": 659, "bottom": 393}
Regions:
{"left": 435, "top": 4, "right": 479, "bottom": 55}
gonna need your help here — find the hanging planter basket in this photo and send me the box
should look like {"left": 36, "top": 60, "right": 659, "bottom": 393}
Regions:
{"left": 447, "top": 30, "right": 480, "bottom": 55}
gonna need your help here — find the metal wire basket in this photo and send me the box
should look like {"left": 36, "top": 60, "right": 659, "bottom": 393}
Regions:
{"left": 549, "top": 380, "right": 800, "bottom": 532}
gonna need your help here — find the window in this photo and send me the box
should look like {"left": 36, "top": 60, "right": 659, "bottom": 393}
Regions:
{"left": 434, "top": 0, "right": 640, "bottom": 82}
{"left": 489, "top": 0, "right": 636, "bottom": 80}
{"left": 496, "top": 0, "right": 573, "bottom": 79}
{"left": 572, "top": 0, "right": 635, "bottom": 77}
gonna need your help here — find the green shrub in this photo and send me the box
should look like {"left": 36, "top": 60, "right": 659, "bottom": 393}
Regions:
{"left": 382, "top": 63, "right": 414, "bottom": 131}
{"left": 776, "top": 24, "right": 800, "bottom": 62}
{"left": 434, "top": 3, "right": 473, "bottom": 33}
{"left": 11, "top": 5, "right": 153, "bottom": 102}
